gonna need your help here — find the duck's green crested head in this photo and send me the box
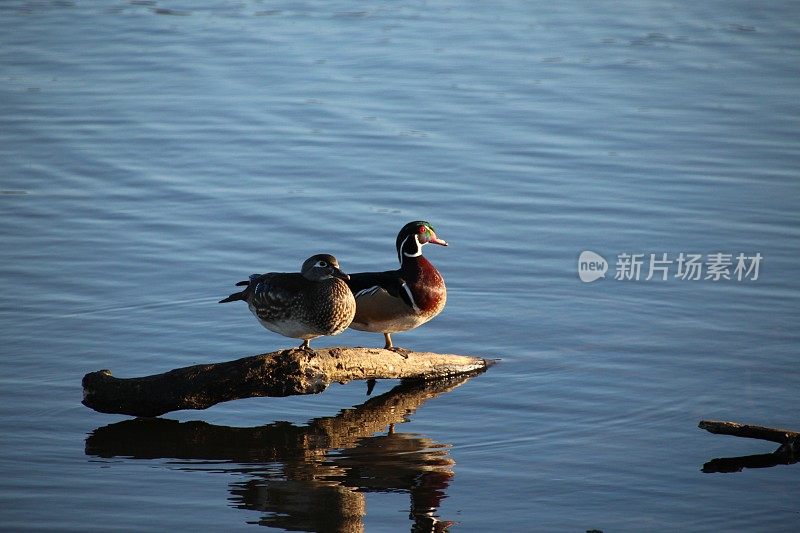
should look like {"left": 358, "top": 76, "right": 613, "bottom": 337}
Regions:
{"left": 395, "top": 221, "right": 448, "bottom": 263}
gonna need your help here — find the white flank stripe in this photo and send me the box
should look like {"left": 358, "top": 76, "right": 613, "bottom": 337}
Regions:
{"left": 400, "top": 280, "right": 420, "bottom": 312}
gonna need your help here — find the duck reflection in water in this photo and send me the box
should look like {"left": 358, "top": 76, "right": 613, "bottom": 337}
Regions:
{"left": 86, "top": 375, "right": 477, "bottom": 532}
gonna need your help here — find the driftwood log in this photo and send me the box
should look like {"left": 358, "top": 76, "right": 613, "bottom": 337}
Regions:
{"left": 82, "top": 347, "right": 494, "bottom": 417}
{"left": 698, "top": 419, "right": 799, "bottom": 473}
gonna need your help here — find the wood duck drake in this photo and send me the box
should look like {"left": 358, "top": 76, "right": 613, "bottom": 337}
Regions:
{"left": 346, "top": 221, "right": 448, "bottom": 351}
{"left": 219, "top": 254, "right": 356, "bottom": 350}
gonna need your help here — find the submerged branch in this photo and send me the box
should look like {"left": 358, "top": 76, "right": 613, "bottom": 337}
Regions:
{"left": 698, "top": 419, "right": 799, "bottom": 473}
{"left": 698, "top": 420, "right": 799, "bottom": 445}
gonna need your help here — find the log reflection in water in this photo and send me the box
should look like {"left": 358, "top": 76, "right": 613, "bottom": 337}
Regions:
{"left": 86, "top": 375, "right": 475, "bottom": 531}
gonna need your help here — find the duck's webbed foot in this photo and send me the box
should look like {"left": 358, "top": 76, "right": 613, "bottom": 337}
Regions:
{"left": 296, "top": 339, "right": 317, "bottom": 355}
{"left": 388, "top": 347, "right": 410, "bottom": 358}
{"left": 383, "top": 333, "right": 409, "bottom": 358}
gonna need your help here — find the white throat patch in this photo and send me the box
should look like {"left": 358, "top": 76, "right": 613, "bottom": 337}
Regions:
{"left": 399, "top": 234, "right": 423, "bottom": 264}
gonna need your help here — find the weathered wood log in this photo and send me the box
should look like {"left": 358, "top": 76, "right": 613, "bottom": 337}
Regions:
{"left": 698, "top": 420, "right": 799, "bottom": 445}
{"left": 82, "top": 347, "right": 495, "bottom": 417}
{"left": 698, "top": 420, "right": 799, "bottom": 473}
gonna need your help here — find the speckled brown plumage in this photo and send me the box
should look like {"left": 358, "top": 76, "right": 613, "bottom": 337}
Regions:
{"left": 220, "top": 254, "right": 356, "bottom": 350}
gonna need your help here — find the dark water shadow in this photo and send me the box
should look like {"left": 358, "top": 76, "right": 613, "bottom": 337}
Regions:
{"left": 86, "top": 376, "right": 476, "bottom": 532}
{"left": 702, "top": 442, "right": 798, "bottom": 473}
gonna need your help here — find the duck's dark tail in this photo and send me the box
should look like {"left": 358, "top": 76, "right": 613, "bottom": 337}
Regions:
{"left": 219, "top": 280, "right": 250, "bottom": 303}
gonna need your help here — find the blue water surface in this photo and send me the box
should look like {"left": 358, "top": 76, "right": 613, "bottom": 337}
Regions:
{"left": 1, "top": 1, "right": 799, "bottom": 531}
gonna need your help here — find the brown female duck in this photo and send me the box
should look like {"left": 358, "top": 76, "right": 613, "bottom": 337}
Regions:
{"left": 220, "top": 254, "right": 356, "bottom": 350}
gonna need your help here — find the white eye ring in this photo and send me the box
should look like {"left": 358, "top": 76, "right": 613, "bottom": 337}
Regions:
{"left": 314, "top": 260, "right": 328, "bottom": 268}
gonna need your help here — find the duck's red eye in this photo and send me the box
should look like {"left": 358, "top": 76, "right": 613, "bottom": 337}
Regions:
{"left": 419, "top": 226, "right": 426, "bottom": 233}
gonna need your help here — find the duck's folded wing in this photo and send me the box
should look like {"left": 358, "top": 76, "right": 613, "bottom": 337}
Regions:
{"left": 348, "top": 272, "right": 417, "bottom": 311}
{"left": 247, "top": 273, "right": 304, "bottom": 319}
